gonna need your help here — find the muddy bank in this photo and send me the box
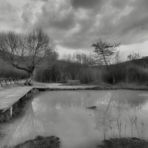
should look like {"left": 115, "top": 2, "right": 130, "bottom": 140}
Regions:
{"left": 5, "top": 137, "right": 148, "bottom": 148}
{"left": 98, "top": 138, "right": 148, "bottom": 148}
{"left": 0, "top": 88, "right": 39, "bottom": 123}
{"left": 36, "top": 83, "right": 148, "bottom": 91}
{"left": 8, "top": 136, "right": 60, "bottom": 148}
{"left": 1, "top": 136, "right": 60, "bottom": 148}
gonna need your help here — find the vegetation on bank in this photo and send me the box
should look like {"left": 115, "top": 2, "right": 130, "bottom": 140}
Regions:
{"left": 33, "top": 57, "right": 148, "bottom": 85}
{"left": 3, "top": 136, "right": 60, "bottom": 148}
{"left": 33, "top": 39, "right": 148, "bottom": 85}
{"left": 98, "top": 138, "right": 148, "bottom": 148}
{"left": 1, "top": 55, "right": 148, "bottom": 86}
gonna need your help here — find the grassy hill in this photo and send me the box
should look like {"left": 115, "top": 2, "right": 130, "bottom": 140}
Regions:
{"left": 0, "top": 58, "right": 28, "bottom": 79}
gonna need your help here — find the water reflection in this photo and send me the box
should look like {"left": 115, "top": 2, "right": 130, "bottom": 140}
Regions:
{"left": 1, "top": 90, "right": 148, "bottom": 148}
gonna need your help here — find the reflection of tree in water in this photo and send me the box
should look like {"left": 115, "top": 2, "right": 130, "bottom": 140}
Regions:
{"left": 0, "top": 126, "right": 5, "bottom": 138}
{"left": 2, "top": 103, "right": 45, "bottom": 147}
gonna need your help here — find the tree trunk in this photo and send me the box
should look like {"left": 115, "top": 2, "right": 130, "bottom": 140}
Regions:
{"left": 102, "top": 54, "right": 116, "bottom": 84}
{"left": 102, "top": 53, "right": 109, "bottom": 71}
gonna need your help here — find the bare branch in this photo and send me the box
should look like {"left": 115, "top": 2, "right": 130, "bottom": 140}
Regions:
{"left": 0, "top": 28, "right": 55, "bottom": 77}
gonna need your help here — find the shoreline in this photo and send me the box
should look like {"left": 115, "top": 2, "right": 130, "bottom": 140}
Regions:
{"left": 1, "top": 82, "right": 148, "bottom": 123}
{"left": 1, "top": 84, "right": 148, "bottom": 147}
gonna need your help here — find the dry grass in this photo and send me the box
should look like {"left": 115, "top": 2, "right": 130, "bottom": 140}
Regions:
{"left": 98, "top": 138, "right": 148, "bottom": 148}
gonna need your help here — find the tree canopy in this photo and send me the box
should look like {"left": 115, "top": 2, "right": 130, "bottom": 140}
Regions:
{"left": 92, "top": 40, "right": 119, "bottom": 69}
{"left": 0, "top": 28, "right": 55, "bottom": 77}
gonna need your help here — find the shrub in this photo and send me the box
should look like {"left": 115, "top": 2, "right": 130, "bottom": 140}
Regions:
{"left": 78, "top": 68, "right": 94, "bottom": 84}
{"left": 102, "top": 64, "right": 148, "bottom": 84}
{"left": 12, "top": 136, "right": 60, "bottom": 148}
{"left": 126, "top": 66, "right": 148, "bottom": 83}
{"left": 98, "top": 138, "right": 148, "bottom": 148}
{"left": 102, "top": 66, "right": 126, "bottom": 84}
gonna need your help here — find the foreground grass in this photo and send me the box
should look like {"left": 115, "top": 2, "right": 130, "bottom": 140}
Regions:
{"left": 12, "top": 136, "right": 60, "bottom": 148}
{"left": 98, "top": 138, "right": 148, "bottom": 148}
{"left": 5, "top": 137, "right": 148, "bottom": 148}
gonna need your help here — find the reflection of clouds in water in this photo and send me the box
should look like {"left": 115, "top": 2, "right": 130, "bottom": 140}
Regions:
{"left": 51, "top": 107, "right": 98, "bottom": 148}
{"left": 25, "top": 101, "right": 99, "bottom": 148}
{"left": 95, "top": 92, "right": 112, "bottom": 106}
{"left": 32, "top": 105, "right": 99, "bottom": 148}
{"left": 2, "top": 91, "right": 148, "bottom": 147}
{"left": 32, "top": 97, "right": 53, "bottom": 114}
{"left": 139, "top": 93, "right": 148, "bottom": 97}
{"left": 141, "top": 101, "right": 148, "bottom": 111}
{"left": 94, "top": 92, "right": 148, "bottom": 140}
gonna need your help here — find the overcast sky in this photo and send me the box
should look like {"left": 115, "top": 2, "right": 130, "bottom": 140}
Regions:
{"left": 0, "top": 0, "right": 148, "bottom": 60}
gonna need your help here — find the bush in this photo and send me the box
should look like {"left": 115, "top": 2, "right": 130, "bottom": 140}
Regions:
{"left": 34, "top": 61, "right": 82, "bottom": 83}
{"left": 126, "top": 66, "right": 148, "bottom": 83}
{"left": 34, "top": 62, "right": 65, "bottom": 82}
{"left": 102, "top": 64, "right": 148, "bottom": 84}
{"left": 34, "top": 59, "right": 148, "bottom": 85}
{"left": 13, "top": 136, "right": 60, "bottom": 148}
{"left": 78, "top": 68, "right": 95, "bottom": 84}
{"left": 34, "top": 61, "right": 102, "bottom": 84}
{"left": 102, "top": 66, "right": 126, "bottom": 84}
{"left": 98, "top": 138, "right": 148, "bottom": 148}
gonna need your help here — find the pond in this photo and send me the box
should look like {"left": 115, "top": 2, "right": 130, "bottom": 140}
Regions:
{"left": 1, "top": 90, "right": 148, "bottom": 148}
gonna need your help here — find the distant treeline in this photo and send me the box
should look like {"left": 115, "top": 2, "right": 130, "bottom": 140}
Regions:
{"left": 1, "top": 54, "right": 148, "bottom": 85}
{"left": 34, "top": 57, "right": 148, "bottom": 85}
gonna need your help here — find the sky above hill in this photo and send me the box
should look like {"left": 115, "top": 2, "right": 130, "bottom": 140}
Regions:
{"left": 0, "top": 0, "right": 148, "bottom": 60}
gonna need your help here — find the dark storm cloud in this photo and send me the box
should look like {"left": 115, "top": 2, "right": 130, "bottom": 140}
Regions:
{"left": 111, "top": 0, "right": 130, "bottom": 9}
{"left": 41, "top": 0, "right": 148, "bottom": 48}
{"left": 71, "top": 0, "right": 104, "bottom": 9}
{"left": 21, "top": 2, "right": 34, "bottom": 27}
{"left": 96, "top": 0, "right": 148, "bottom": 44}
{"left": 2, "top": 0, "right": 148, "bottom": 49}
{"left": 120, "top": 0, "right": 148, "bottom": 34}
{"left": 0, "top": 0, "right": 20, "bottom": 30}
{"left": 65, "top": 0, "right": 148, "bottom": 47}
{"left": 36, "top": 0, "right": 75, "bottom": 30}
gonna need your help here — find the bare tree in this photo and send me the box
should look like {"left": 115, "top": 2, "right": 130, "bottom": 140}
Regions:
{"left": 0, "top": 28, "right": 54, "bottom": 78}
{"left": 0, "top": 32, "right": 30, "bottom": 72}
{"left": 75, "top": 53, "right": 95, "bottom": 65}
{"left": 92, "top": 39, "right": 119, "bottom": 70}
{"left": 115, "top": 51, "right": 121, "bottom": 64}
{"left": 127, "top": 52, "right": 141, "bottom": 61}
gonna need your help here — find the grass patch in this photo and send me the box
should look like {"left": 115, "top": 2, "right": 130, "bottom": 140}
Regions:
{"left": 12, "top": 136, "right": 60, "bottom": 148}
{"left": 98, "top": 138, "right": 148, "bottom": 148}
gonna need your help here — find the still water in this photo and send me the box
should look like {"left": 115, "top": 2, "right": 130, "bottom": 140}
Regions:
{"left": 1, "top": 90, "right": 148, "bottom": 148}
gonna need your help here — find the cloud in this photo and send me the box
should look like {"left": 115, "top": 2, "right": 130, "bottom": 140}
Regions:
{"left": 0, "top": 0, "right": 21, "bottom": 31}
{"left": 1, "top": 0, "right": 148, "bottom": 51}
{"left": 21, "top": 0, "right": 44, "bottom": 31}
{"left": 111, "top": 0, "right": 130, "bottom": 9}
{"left": 36, "top": 0, "right": 75, "bottom": 30}
{"left": 98, "top": 0, "right": 148, "bottom": 44}
{"left": 34, "top": 0, "right": 135, "bottom": 48}
{"left": 71, "top": 0, "right": 104, "bottom": 9}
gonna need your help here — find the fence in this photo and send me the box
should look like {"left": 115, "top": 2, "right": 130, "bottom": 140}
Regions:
{"left": 0, "top": 78, "right": 25, "bottom": 87}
